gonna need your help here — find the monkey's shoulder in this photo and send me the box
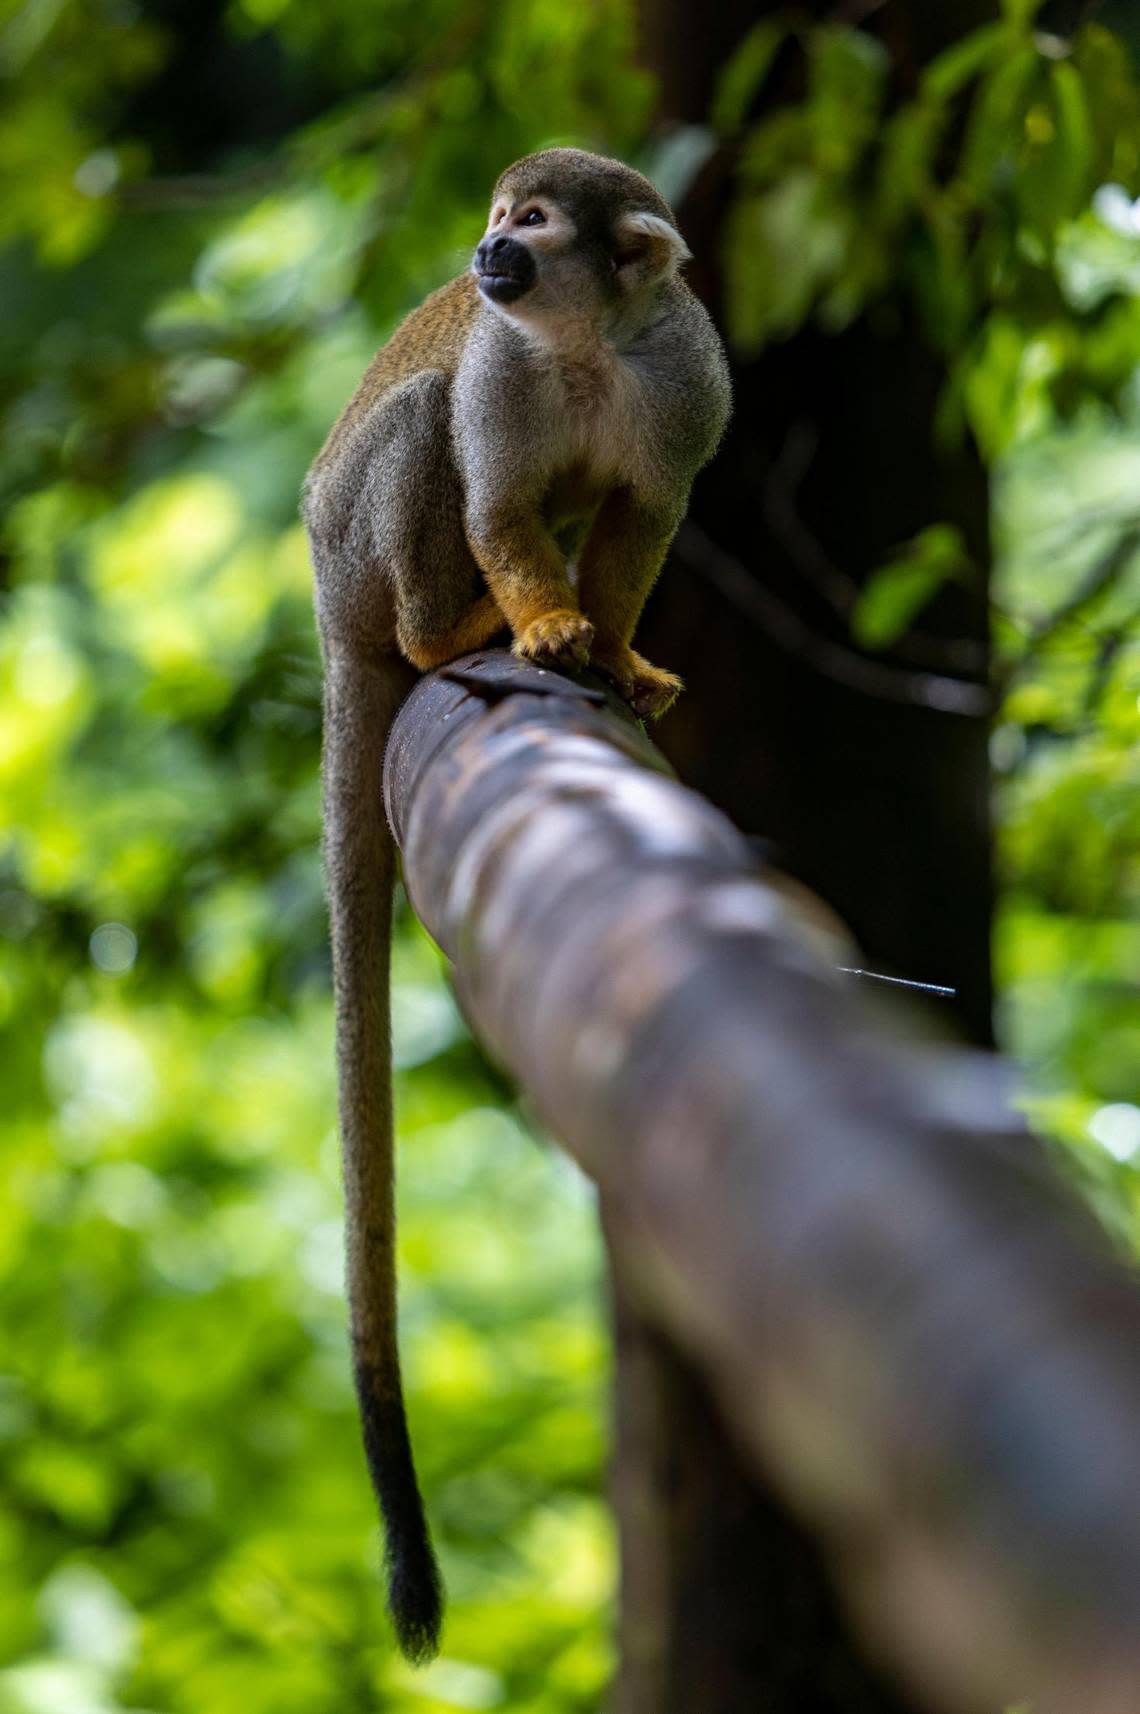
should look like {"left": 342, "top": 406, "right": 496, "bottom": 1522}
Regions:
{"left": 307, "top": 277, "right": 480, "bottom": 480}
{"left": 632, "top": 282, "right": 728, "bottom": 383}
{"left": 628, "top": 282, "right": 732, "bottom": 461}
{"left": 364, "top": 274, "right": 482, "bottom": 393}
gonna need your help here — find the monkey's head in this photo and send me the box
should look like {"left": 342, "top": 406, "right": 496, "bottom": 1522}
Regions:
{"left": 473, "top": 148, "right": 691, "bottom": 333}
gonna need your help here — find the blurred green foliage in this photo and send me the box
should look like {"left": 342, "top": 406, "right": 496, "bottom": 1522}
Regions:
{"left": 715, "top": 3, "right": 1140, "bottom": 1192}
{"left": 0, "top": 1, "right": 1138, "bottom": 1709}
{"left": 0, "top": 3, "right": 647, "bottom": 1708}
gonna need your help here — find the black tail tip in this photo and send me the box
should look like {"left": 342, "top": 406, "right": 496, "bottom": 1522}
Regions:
{"left": 389, "top": 1545, "right": 444, "bottom": 1665}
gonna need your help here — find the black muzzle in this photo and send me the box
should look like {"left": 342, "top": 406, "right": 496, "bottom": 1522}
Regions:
{"left": 474, "top": 235, "right": 536, "bottom": 304}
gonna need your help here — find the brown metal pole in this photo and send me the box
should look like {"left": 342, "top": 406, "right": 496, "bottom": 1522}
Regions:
{"left": 384, "top": 650, "right": 1140, "bottom": 1714}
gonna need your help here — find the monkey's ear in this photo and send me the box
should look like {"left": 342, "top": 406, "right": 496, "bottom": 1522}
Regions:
{"left": 612, "top": 211, "right": 691, "bottom": 288}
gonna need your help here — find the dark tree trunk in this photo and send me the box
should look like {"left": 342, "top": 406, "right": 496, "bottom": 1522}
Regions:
{"left": 636, "top": 0, "right": 994, "bottom": 1046}
{"left": 609, "top": 1, "right": 996, "bottom": 1703}
{"left": 608, "top": 1245, "right": 917, "bottom": 1714}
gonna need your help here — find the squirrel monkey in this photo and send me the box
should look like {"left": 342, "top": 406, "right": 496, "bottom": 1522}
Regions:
{"left": 302, "top": 147, "right": 730, "bottom": 1662}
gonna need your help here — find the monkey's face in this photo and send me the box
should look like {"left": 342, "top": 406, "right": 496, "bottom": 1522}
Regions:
{"left": 474, "top": 155, "right": 692, "bottom": 337}
{"left": 473, "top": 197, "right": 584, "bottom": 314}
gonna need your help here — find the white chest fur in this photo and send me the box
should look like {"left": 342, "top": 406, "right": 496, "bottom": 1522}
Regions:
{"left": 551, "top": 332, "right": 647, "bottom": 489}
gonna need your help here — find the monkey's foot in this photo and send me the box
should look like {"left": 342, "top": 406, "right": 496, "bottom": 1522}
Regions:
{"left": 513, "top": 609, "right": 594, "bottom": 669}
{"left": 596, "top": 648, "right": 683, "bottom": 719}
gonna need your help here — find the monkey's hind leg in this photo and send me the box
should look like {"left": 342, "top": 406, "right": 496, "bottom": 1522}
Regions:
{"left": 398, "top": 590, "right": 506, "bottom": 672}
{"left": 361, "top": 372, "right": 507, "bottom": 673}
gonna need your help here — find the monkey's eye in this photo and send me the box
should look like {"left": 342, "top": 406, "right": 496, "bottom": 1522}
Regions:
{"left": 520, "top": 208, "right": 546, "bottom": 226}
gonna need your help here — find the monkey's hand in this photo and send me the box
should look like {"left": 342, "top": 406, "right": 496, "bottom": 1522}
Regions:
{"left": 595, "top": 645, "right": 683, "bottom": 720}
{"left": 513, "top": 609, "right": 594, "bottom": 669}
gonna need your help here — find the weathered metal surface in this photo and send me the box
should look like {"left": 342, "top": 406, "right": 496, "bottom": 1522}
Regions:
{"left": 384, "top": 649, "right": 1140, "bottom": 1714}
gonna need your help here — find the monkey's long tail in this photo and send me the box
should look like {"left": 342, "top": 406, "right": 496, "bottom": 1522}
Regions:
{"left": 322, "top": 645, "right": 443, "bottom": 1665}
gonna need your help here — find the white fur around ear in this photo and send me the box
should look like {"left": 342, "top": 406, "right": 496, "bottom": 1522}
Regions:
{"left": 613, "top": 211, "right": 691, "bottom": 285}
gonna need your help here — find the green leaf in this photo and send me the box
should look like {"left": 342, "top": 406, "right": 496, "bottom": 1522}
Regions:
{"left": 960, "top": 43, "right": 1041, "bottom": 202}
{"left": 959, "top": 314, "right": 1057, "bottom": 459}
{"left": 723, "top": 170, "right": 852, "bottom": 351}
{"left": 922, "top": 22, "right": 1009, "bottom": 102}
{"left": 808, "top": 25, "right": 889, "bottom": 173}
{"left": 851, "top": 526, "right": 970, "bottom": 648}
{"left": 711, "top": 20, "right": 786, "bottom": 135}
{"left": 1015, "top": 59, "right": 1094, "bottom": 239}
{"left": 737, "top": 109, "right": 815, "bottom": 184}
{"left": 874, "top": 101, "right": 944, "bottom": 230}
{"left": 1073, "top": 24, "right": 1140, "bottom": 187}
{"left": 1001, "top": 0, "right": 1045, "bottom": 28}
